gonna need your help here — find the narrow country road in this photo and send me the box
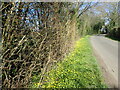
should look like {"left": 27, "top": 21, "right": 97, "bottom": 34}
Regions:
{"left": 90, "top": 35, "right": 119, "bottom": 88}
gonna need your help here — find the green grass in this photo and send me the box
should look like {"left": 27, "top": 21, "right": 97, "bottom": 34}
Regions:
{"left": 31, "top": 36, "right": 107, "bottom": 88}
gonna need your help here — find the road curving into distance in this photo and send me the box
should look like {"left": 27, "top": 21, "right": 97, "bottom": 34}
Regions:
{"left": 90, "top": 35, "right": 119, "bottom": 88}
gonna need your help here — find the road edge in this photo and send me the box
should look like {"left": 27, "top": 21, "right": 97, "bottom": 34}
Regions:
{"left": 89, "top": 36, "right": 118, "bottom": 88}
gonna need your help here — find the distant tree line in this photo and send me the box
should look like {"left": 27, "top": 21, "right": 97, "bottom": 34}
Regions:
{"left": 106, "top": 2, "right": 120, "bottom": 41}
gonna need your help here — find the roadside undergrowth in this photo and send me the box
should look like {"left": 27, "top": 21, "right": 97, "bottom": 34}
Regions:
{"left": 31, "top": 36, "right": 107, "bottom": 88}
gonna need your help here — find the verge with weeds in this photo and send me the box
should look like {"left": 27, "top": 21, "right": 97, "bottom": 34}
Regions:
{"left": 31, "top": 36, "right": 107, "bottom": 88}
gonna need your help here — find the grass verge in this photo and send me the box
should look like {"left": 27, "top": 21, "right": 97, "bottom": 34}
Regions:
{"left": 31, "top": 36, "right": 107, "bottom": 88}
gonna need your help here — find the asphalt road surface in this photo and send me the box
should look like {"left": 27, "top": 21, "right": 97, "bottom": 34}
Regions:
{"left": 90, "top": 35, "right": 119, "bottom": 88}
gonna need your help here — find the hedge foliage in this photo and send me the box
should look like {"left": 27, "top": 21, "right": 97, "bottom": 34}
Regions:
{"left": 2, "top": 2, "right": 77, "bottom": 88}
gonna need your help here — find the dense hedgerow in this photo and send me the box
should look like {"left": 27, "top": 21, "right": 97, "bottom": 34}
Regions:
{"left": 2, "top": 2, "right": 77, "bottom": 88}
